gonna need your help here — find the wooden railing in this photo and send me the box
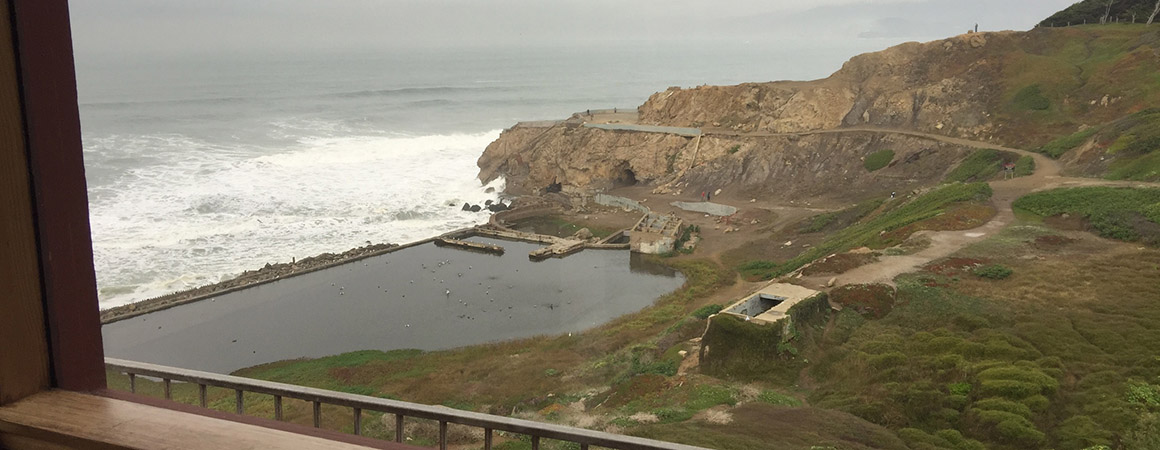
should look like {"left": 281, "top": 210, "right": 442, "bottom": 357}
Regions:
{"left": 105, "top": 358, "right": 708, "bottom": 450}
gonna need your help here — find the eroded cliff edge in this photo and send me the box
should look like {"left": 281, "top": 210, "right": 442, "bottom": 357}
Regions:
{"left": 478, "top": 27, "right": 1160, "bottom": 201}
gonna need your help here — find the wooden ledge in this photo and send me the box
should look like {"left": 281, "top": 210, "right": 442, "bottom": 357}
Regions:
{"left": 0, "top": 390, "right": 420, "bottom": 449}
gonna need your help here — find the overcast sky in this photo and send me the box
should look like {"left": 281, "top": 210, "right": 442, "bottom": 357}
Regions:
{"left": 69, "top": 0, "right": 1079, "bottom": 56}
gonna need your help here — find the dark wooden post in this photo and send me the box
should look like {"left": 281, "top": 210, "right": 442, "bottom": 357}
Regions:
{"left": 10, "top": 0, "right": 107, "bottom": 393}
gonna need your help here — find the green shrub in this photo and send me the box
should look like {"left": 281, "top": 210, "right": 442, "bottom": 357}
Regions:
{"left": 727, "top": 145, "right": 741, "bottom": 154}
{"left": 1013, "top": 156, "right": 1035, "bottom": 177}
{"left": 972, "top": 264, "right": 1013, "bottom": 280}
{"left": 757, "top": 390, "right": 803, "bottom": 407}
{"left": 686, "top": 384, "right": 737, "bottom": 410}
{"left": 802, "top": 212, "right": 838, "bottom": 233}
{"left": 1013, "top": 84, "right": 1050, "bottom": 111}
{"left": 948, "top": 382, "right": 972, "bottom": 396}
{"left": 869, "top": 352, "right": 906, "bottom": 370}
{"left": 934, "top": 429, "right": 986, "bottom": 450}
{"left": 864, "top": 149, "right": 895, "bottom": 172}
{"left": 691, "top": 304, "right": 723, "bottom": 319}
{"left": 737, "top": 260, "right": 778, "bottom": 280}
{"left": 1013, "top": 187, "right": 1160, "bottom": 242}
{"left": 1127, "top": 381, "right": 1160, "bottom": 408}
{"left": 973, "top": 409, "right": 1046, "bottom": 446}
{"left": 945, "top": 149, "right": 1008, "bottom": 183}
{"left": 973, "top": 397, "right": 1033, "bottom": 418}
{"left": 1038, "top": 127, "right": 1098, "bottom": 158}
{"left": 1021, "top": 395, "right": 1050, "bottom": 412}
{"left": 651, "top": 407, "right": 694, "bottom": 423}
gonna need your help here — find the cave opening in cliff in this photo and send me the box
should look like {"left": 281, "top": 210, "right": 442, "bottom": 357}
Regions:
{"left": 615, "top": 167, "right": 638, "bottom": 188}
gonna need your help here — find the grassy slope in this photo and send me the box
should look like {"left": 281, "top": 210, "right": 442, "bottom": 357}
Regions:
{"left": 729, "top": 223, "right": 1160, "bottom": 449}
{"left": 1014, "top": 186, "right": 1160, "bottom": 243}
{"left": 993, "top": 25, "right": 1160, "bottom": 148}
{"left": 737, "top": 183, "right": 994, "bottom": 280}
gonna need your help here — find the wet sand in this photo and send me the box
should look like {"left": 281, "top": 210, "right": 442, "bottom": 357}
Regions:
{"left": 102, "top": 237, "right": 684, "bottom": 373}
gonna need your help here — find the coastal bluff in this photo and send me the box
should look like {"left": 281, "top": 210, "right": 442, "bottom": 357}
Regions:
{"left": 477, "top": 27, "right": 1160, "bottom": 201}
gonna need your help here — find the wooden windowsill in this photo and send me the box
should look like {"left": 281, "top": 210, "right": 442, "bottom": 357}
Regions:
{"left": 0, "top": 390, "right": 421, "bottom": 449}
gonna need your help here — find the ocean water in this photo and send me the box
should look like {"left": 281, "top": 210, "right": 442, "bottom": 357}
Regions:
{"left": 76, "top": 42, "right": 873, "bottom": 308}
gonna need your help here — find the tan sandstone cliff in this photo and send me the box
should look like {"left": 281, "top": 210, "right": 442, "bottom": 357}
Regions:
{"left": 478, "top": 27, "right": 1160, "bottom": 200}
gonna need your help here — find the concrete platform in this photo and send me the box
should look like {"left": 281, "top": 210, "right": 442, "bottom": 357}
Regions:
{"left": 721, "top": 283, "right": 819, "bottom": 324}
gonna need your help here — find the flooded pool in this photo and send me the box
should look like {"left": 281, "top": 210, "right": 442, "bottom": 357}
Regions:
{"left": 102, "top": 237, "right": 684, "bottom": 373}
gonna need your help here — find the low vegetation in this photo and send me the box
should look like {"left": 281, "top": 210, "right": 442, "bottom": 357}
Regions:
{"left": 1012, "top": 84, "right": 1051, "bottom": 111}
{"left": 742, "top": 183, "right": 993, "bottom": 280}
{"left": 799, "top": 197, "right": 884, "bottom": 234}
{"left": 1036, "top": 127, "right": 1098, "bottom": 158}
{"left": 1013, "top": 156, "right": 1035, "bottom": 177}
{"left": 1013, "top": 186, "right": 1160, "bottom": 244}
{"left": 972, "top": 264, "right": 1014, "bottom": 280}
{"left": 725, "top": 224, "right": 1160, "bottom": 449}
{"left": 944, "top": 149, "right": 1023, "bottom": 183}
{"left": 516, "top": 216, "right": 618, "bottom": 239}
{"left": 864, "top": 149, "right": 895, "bottom": 172}
{"left": 1039, "top": 0, "right": 1160, "bottom": 27}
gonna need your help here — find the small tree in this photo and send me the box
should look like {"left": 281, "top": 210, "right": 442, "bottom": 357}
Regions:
{"left": 1149, "top": 0, "right": 1160, "bottom": 25}
{"left": 1101, "top": 0, "right": 1115, "bottom": 24}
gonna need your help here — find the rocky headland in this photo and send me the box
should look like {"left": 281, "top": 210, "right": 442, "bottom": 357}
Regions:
{"left": 478, "top": 27, "right": 1160, "bottom": 201}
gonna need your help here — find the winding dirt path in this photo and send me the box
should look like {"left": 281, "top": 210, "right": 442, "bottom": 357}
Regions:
{"left": 606, "top": 124, "right": 1158, "bottom": 288}
{"left": 779, "top": 127, "right": 1160, "bottom": 288}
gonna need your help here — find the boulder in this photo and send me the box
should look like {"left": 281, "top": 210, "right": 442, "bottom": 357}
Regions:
{"left": 572, "top": 228, "right": 594, "bottom": 240}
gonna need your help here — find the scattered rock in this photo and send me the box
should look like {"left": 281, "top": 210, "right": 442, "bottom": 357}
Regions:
{"left": 628, "top": 413, "right": 660, "bottom": 424}
{"left": 750, "top": 198, "right": 756, "bottom": 203}
{"left": 470, "top": 205, "right": 482, "bottom": 212}
{"left": 461, "top": 203, "right": 472, "bottom": 211}
{"left": 572, "top": 228, "right": 594, "bottom": 240}
{"left": 783, "top": 241, "right": 793, "bottom": 247}
{"left": 827, "top": 277, "right": 837, "bottom": 287}
{"left": 678, "top": 350, "right": 688, "bottom": 358}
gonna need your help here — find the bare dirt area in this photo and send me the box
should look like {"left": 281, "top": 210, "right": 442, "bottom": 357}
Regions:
{"left": 603, "top": 184, "right": 832, "bottom": 267}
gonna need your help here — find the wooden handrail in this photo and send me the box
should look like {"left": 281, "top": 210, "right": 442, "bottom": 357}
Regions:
{"left": 105, "top": 358, "right": 708, "bottom": 450}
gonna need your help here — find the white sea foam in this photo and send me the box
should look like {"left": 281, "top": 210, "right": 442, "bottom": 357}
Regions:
{"left": 87, "top": 128, "right": 503, "bottom": 308}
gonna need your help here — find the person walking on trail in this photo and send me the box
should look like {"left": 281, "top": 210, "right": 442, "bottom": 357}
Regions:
{"left": 707, "top": 191, "right": 711, "bottom": 202}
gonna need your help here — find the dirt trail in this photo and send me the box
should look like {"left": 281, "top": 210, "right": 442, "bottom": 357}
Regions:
{"left": 600, "top": 125, "right": 1159, "bottom": 289}
{"left": 786, "top": 128, "right": 1160, "bottom": 288}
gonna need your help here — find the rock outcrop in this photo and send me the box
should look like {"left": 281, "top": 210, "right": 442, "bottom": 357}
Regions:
{"left": 638, "top": 32, "right": 1006, "bottom": 140}
{"left": 478, "top": 27, "right": 1160, "bottom": 199}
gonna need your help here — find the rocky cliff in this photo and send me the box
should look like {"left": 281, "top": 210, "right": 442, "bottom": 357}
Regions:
{"left": 479, "top": 27, "right": 1160, "bottom": 199}
{"left": 638, "top": 32, "right": 1000, "bottom": 140}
